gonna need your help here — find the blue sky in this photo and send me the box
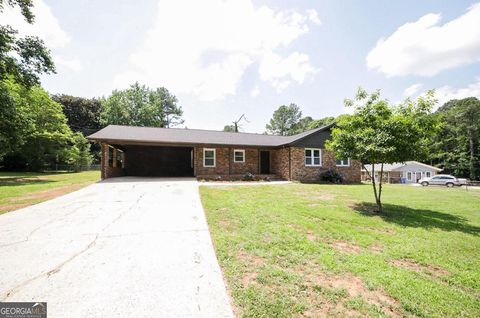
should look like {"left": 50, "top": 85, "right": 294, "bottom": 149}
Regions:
{"left": 2, "top": 0, "right": 480, "bottom": 132}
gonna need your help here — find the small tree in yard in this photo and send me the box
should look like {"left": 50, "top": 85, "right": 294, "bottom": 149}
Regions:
{"left": 326, "top": 88, "right": 438, "bottom": 213}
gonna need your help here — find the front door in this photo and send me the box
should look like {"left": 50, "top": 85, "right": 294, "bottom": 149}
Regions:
{"left": 260, "top": 151, "right": 270, "bottom": 174}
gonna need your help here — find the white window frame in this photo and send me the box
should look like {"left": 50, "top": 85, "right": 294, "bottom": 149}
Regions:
{"left": 425, "top": 171, "right": 431, "bottom": 178}
{"left": 406, "top": 171, "right": 412, "bottom": 181}
{"left": 336, "top": 158, "right": 350, "bottom": 167}
{"left": 233, "top": 149, "right": 245, "bottom": 163}
{"left": 203, "top": 148, "right": 216, "bottom": 167}
{"left": 305, "top": 148, "right": 322, "bottom": 167}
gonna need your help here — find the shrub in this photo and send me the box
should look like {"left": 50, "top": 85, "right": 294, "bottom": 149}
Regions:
{"left": 320, "top": 169, "right": 344, "bottom": 184}
{"left": 243, "top": 172, "right": 255, "bottom": 181}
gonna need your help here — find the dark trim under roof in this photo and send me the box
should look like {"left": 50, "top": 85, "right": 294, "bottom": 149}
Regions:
{"left": 87, "top": 123, "right": 334, "bottom": 148}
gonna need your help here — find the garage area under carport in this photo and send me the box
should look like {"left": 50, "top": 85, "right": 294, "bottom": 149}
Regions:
{"left": 104, "top": 143, "right": 194, "bottom": 178}
{"left": 124, "top": 145, "right": 193, "bottom": 177}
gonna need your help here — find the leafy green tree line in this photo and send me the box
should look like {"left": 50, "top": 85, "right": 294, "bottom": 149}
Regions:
{"left": 0, "top": 0, "right": 92, "bottom": 171}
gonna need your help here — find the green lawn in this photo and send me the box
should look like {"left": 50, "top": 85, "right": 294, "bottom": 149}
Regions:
{"left": 0, "top": 171, "right": 100, "bottom": 214}
{"left": 200, "top": 184, "right": 480, "bottom": 318}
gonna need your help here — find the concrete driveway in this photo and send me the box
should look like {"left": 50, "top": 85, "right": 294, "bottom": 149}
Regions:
{"left": 0, "top": 177, "right": 234, "bottom": 317}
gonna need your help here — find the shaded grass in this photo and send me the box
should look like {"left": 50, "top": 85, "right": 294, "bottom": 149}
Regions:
{"left": 200, "top": 184, "right": 480, "bottom": 317}
{"left": 0, "top": 171, "right": 100, "bottom": 214}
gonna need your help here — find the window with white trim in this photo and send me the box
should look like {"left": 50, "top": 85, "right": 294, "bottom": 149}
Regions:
{"left": 407, "top": 172, "right": 412, "bottom": 181}
{"left": 234, "top": 149, "right": 245, "bottom": 163}
{"left": 305, "top": 148, "right": 321, "bottom": 166}
{"left": 425, "top": 171, "right": 431, "bottom": 178}
{"left": 203, "top": 148, "right": 216, "bottom": 167}
{"left": 336, "top": 158, "right": 350, "bottom": 167}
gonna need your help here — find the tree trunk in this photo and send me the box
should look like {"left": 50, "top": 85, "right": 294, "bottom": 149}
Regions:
{"left": 377, "top": 163, "right": 384, "bottom": 213}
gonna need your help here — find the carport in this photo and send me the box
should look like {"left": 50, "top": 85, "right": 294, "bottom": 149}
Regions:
{"left": 108, "top": 144, "right": 194, "bottom": 177}
{"left": 123, "top": 145, "right": 193, "bottom": 177}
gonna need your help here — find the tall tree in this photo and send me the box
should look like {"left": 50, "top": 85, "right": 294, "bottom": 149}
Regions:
{"left": 1, "top": 79, "right": 90, "bottom": 171}
{"left": 1, "top": 0, "right": 56, "bottom": 160}
{"left": 327, "top": 88, "right": 438, "bottom": 213}
{"left": 0, "top": 0, "right": 55, "bottom": 87}
{"left": 52, "top": 95, "right": 103, "bottom": 136}
{"left": 433, "top": 97, "right": 480, "bottom": 180}
{"left": 265, "top": 103, "right": 302, "bottom": 136}
{"left": 291, "top": 116, "right": 313, "bottom": 134}
{"left": 100, "top": 82, "right": 183, "bottom": 127}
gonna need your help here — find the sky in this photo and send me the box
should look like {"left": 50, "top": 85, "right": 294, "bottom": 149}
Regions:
{"left": 2, "top": 0, "right": 480, "bottom": 132}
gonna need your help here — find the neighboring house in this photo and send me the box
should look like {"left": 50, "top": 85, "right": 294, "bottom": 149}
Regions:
{"left": 87, "top": 124, "right": 361, "bottom": 183}
{"left": 362, "top": 161, "right": 442, "bottom": 184}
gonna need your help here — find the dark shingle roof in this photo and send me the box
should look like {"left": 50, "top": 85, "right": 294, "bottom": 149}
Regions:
{"left": 87, "top": 124, "right": 333, "bottom": 147}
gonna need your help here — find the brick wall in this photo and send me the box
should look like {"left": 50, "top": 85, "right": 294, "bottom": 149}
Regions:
{"left": 271, "top": 148, "right": 290, "bottom": 179}
{"left": 101, "top": 143, "right": 124, "bottom": 179}
{"left": 194, "top": 146, "right": 229, "bottom": 176}
{"left": 195, "top": 146, "right": 261, "bottom": 176}
{"left": 230, "top": 148, "right": 260, "bottom": 174}
{"left": 290, "top": 147, "right": 361, "bottom": 183}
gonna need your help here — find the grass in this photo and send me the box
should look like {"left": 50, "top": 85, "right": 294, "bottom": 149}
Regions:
{"left": 0, "top": 171, "right": 100, "bottom": 214}
{"left": 200, "top": 183, "right": 480, "bottom": 317}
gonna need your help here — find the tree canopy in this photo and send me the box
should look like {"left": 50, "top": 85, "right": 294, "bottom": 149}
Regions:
{"left": 327, "top": 88, "right": 438, "bottom": 212}
{"left": 1, "top": 78, "right": 92, "bottom": 170}
{"left": 265, "top": 104, "right": 336, "bottom": 136}
{"left": 265, "top": 103, "right": 302, "bottom": 136}
{"left": 100, "top": 82, "right": 184, "bottom": 127}
{"left": 432, "top": 97, "right": 480, "bottom": 180}
{"left": 223, "top": 125, "right": 236, "bottom": 132}
{"left": 52, "top": 94, "right": 103, "bottom": 136}
{"left": 0, "top": 0, "right": 55, "bottom": 87}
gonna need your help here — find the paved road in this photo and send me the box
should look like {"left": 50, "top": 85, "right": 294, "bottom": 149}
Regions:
{"left": 0, "top": 177, "right": 234, "bottom": 317}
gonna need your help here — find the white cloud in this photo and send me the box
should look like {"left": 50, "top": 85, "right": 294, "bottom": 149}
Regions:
{"left": 403, "top": 83, "right": 423, "bottom": 97}
{"left": 250, "top": 86, "right": 260, "bottom": 97}
{"left": 54, "top": 55, "right": 83, "bottom": 72}
{"left": 259, "top": 51, "right": 317, "bottom": 92}
{"left": 1, "top": 0, "right": 81, "bottom": 73}
{"left": 114, "top": 0, "right": 319, "bottom": 101}
{"left": 306, "top": 9, "right": 321, "bottom": 25}
{"left": 367, "top": 3, "right": 480, "bottom": 77}
{"left": 0, "top": 0, "right": 70, "bottom": 48}
{"left": 434, "top": 77, "right": 480, "bottom": 106}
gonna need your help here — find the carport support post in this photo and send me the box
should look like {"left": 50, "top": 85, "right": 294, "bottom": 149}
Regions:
{"left": 112, "top": 148, "right": 117, "bottom": 168}
{"left": 100, "top": 143, "right": 107, "bottom": 179}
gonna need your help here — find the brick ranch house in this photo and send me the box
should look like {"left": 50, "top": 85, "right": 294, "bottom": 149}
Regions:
{"left": 87, "top": 124, "right": 361, "bottom": 182}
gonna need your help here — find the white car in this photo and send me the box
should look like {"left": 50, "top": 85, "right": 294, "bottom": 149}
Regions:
{"left": 418, "top": 174, "right": 466, "bottom": 187}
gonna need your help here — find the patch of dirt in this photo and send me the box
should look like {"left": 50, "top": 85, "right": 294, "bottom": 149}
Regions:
{"left": 217, "top": 219, "right": 234, "bottom": 230}
{"left": 329, "top": 240, "right": 362, "bottom": 254}
{"left": 0, "top": 177, "right": 50, "bottom": 185}
{"left": 15, "top": 184, "right": 86, "bottom": 202}
{"left": 297, "top": 264, "right": 402, "bottom": 317}
{"left": 301, "top": 301, "right": 357, "bottom": 318}
{"left": 237, "top": 250, "right": 266, "bottom": 267}
{"left": 0, "top": 203, "right": 31, "bottom": 213}
{"left": 306, "top": 231, "right": 316, "bottom": 242}
{"left": 2, "top": 183, "right": 90, "bottom": 214}
{"left": 237, "top": 250, "right": 266, "bottom": 287}
{"left": 297, "top": 191, "right": 336, "bottom": 201}
{"left": 241, "top": 271, "right": 258, "bottom": 286}
{"left": 369, "top": 243, "right": 383, "bottom": 254}
{"left": 391, "top": 259, "right": 449, "bottom": 278}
